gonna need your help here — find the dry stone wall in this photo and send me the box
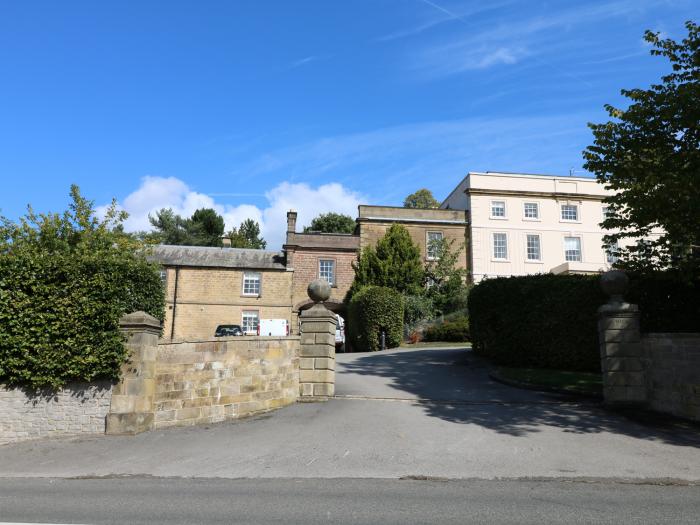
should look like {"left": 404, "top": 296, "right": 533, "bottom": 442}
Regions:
{"left": 0, "top": 381, "right": 113, "bottom": 445}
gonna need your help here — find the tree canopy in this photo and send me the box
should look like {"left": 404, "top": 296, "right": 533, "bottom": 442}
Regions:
{"left": 147, "top": 207, "right": 238, "bottom": 247}
{"left": 583, "top": 21, "right": 700, "bottom": 274}
{"left": 303, "top": 212, "right": 356, "bottom": 234}
{"left": 403, "top": 189, "right": 440, "bottom": 209}
{"left": 0, "top": 186, "right": 164, "bottom": 388}
{"left": 350, "top": 224, "right": 424, "bottom": 297}
{"left": 226, "top": 218, "right": 267, "bottom": 249}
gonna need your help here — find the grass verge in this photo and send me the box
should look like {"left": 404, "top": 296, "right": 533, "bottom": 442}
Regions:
{"left": 400, "top": 341, "right": 471, "bottom": 349}
{"left": 493, "top": 366, "right": 603, "bottom": 397}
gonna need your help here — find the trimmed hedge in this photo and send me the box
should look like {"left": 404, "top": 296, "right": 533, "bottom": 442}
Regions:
{"left": 468, "top": 272, "right": 700, "bottom": 373}
{"left": 0, "top": 187, "right": 165, "bottom": 389}
{"left": 424, "top": 316, "right": 470, "bottom": 342}
{"left": 348, "top": 286, "right": 404, "bottom": 352}
{"left": 468, "top": 274, "right": 605, "bottom": 372}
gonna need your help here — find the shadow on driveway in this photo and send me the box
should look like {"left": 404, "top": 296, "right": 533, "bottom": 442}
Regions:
{"left": 337, "top": 348, "right": 700, "bottom": 447}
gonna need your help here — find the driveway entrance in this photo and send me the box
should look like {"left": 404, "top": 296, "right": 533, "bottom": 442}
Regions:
{"left": 1, "top": 346, "right": 698, "bottom": 481}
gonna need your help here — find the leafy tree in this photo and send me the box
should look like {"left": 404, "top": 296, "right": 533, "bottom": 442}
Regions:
{"left": 148, "top": 208, "right": 189, "bottom": 245}
{"left": 0, "top": 185, "right": 164, "bottom": 389}
{"left": 148, "top": 207, "right": 227, "bottom": 247}
{"left": 583, "top": 21, "right": 700, "bottom": 274}
{"left": 424, "top": 238, "right": 469, "bottom": 314}
{"left": 187, "top": 208, "right": 225, "bottom": 247}
{"left": 303, "top": 212, "right": 356, "bottom": 234}
{"left": 226, "top": 218, "right": 267, "bottom": 249}
{"left": 350, "top": 224, "right": 424, "bottom": 296}
{"left": 403, "top": 189, "right": 440, "bottom": 209}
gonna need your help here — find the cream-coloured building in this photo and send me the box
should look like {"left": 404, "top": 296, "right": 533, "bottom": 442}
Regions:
{"left": 441, "top": 171, "right": 630, "bottom": 282}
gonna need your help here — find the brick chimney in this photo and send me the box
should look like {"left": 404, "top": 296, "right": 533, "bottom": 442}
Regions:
{"left": 287, "top": 210, "right": 298, "bottom": 233}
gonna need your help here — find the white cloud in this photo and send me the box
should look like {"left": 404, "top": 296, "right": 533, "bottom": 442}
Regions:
{"left": 104, "top": 177, "right": 365, "bottom": 250}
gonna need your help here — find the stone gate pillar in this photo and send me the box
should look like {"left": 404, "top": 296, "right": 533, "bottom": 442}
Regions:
{"left": 299, "top": 279, "right": 336, "bottom": 400}
{"left": 105, "top": 311, "right": 160, "bottom": 434}
{"left": 597, "top": 270, "right": 646, "bottom": 406}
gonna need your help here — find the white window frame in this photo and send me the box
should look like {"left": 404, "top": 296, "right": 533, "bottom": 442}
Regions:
{"left": 606, "top": 240, "right": 619, "bottom": 264}
{"left": 492, "top": 232, "right": 509, "bottom": 261}
{"left": 525, "top": 234, "right": 542, "bottom": 262}
{"left": 490, "top": 200, "right": 507, "bottom": 220}
{"left": 523, "top": 202, "right": 540, "bottom": 221}
{"left": 560, "top": 203, "right": 579, "bottom": 222}
{"left": 602, "top": 206, "right": 610, "bottom": 220}
{"left": 564, "top": 236, "right": 582, "bottom": 262}
{"left": 318, "top": 259, "right": 336, "bottom": 286}
{"left": 241, "top": 310, "right": 259, "bottom": 335}
{"left": 242, "top": 272, "right": 261, "bottom": 296}
{"left": 426, "top": 231, "right": 444, "bottom": 260}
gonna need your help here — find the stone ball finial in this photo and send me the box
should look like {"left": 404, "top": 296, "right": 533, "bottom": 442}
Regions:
{"left": 307, "top": 279, "right": 331, "bottom": 303}
{"left": 600, "top": 270, "right": 629, "bottom": 303}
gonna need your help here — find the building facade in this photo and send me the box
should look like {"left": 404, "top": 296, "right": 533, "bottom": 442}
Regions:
{"left": 153, "top": 171, "right": 641, "bottom": 339}
{"left": 441, "top": 171, "right": 633, "bottom": 282}
{"left": 154, "top": 206, "right": 463, "bottom": 340}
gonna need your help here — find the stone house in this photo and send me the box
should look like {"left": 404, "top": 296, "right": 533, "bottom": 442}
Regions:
{"left": 153, "top": 206, "right": 466, "bottom": 340}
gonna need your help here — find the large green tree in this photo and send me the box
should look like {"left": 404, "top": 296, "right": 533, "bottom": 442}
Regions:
{"left": 403, "top": 189, "right": 440, "bottom": 209}
{"left": 148, "top": 207, "right": 227, "bottom": 247}
{"left": 583, "top": 21, "right": 700, "bottom": 274}
{"left": 303, "top": 212, "right": 356, "bottom": 234}
{"left": 187, "top": 208, "right": 225, "bottom": 247}
{"left": 350, "top": 224, "right": 424, "bottom": 296}
{"left": 425, "top": 238, "right": 469, "bottom": 314}
{"left": 0, "top": 186, "right": 164, "bottom": 389}
{"left": 226, "top": 218, "right": 267, "bottom": 249}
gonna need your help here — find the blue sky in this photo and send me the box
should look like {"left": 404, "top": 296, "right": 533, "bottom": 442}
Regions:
{"left": 0, "top": 0, "right": 696, "bottom": 248}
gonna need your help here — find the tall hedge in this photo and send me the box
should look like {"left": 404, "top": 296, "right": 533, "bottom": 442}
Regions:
{"left": 0, "top": 186, "right": 165, "bottom": 389}
{"left": 348, "top": 286, "right": 404, "bottom": 352}
{"left": 468, "top": 274, "right": 605, "bottom": 372}
{"left": 468, "top": 272, "right": 700, "bottom": 373}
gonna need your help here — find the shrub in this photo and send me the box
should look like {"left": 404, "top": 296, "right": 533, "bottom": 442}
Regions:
{"left": 468, "top": 274, "right": 605, "bottom": 372}
{"left": 402, "top": 293, "right": 435, "bottom": 329}
{"left": 348, "top": 286, "right": 404, "bottom": 352}
{"left": 424, "top": 316, "right": 470, "bottom": 342}
{"left": 627, "top": 271, "right": 700, "bottom": 333}
{"left": 468, "top": 272, "right": 700, "bottom": 373}
{"left": 0, "top": 186, "right": 165, "bottom": 389}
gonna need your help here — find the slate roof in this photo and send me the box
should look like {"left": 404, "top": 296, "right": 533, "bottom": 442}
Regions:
{"left": 148, "top": 245, "right": 287, "bottom": 270}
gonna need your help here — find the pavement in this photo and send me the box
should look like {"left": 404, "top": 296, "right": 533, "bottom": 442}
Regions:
{"left": 1, "top": 347, "right": 699, "bottom": 481}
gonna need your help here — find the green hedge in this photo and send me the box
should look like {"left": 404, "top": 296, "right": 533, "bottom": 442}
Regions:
{"left": 348, "top": 286, "right": 404, "bottom": 352}
{"left": 468, "top": 274, "right": 605, "bottom": 372}
{"left": 468, "top": 272, "right": 700, "bottom": 373}
{"left": 424, "top": 316, "right": 470, "bottom": 342}
{"left": 627, "top": 272, "right": 699, "bottom": 333}
{"left": 0, "top": 186, "right": 165, "bottom": 389}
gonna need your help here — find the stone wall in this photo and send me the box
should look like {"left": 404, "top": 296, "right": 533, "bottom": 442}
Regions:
{"left": 597, "top": 271, "right": 700, "bottom": 422}
{"left": 153, "top": 336, "right": 299, "bottom": 429}
{"left": 0, "top": 381, "right": 113, "bottom": 445}
{"left": 643, "top": 333, "right": 700, "bottom": 421}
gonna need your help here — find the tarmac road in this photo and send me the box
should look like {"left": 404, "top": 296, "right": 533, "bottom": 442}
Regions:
{"left": 1, "top": 477, "right": 699, "bottom": 525}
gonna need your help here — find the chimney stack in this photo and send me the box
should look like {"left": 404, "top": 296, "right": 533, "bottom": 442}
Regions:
{"left": 287, "top": 210, "right": 298, "bottom": 233}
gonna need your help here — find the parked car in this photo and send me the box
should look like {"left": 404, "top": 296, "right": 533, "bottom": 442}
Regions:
{"left": 214, "top": 324, "right": 244, "bottom": 337}
{"left": 257, "top": 319, "right": 289, "bottom": 336}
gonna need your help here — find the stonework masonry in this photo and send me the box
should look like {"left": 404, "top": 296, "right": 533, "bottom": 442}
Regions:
{"left": 153, "top": 336, "right": 299, "bottom": 429}
{"left": 598, "top": 273, "right": 700, "bottom": 422}
{"left": 0, "top": 382, "right": 113, "bottom": 445}
{"left": 163, "top": 266, "right": 293, "bottom": 340}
